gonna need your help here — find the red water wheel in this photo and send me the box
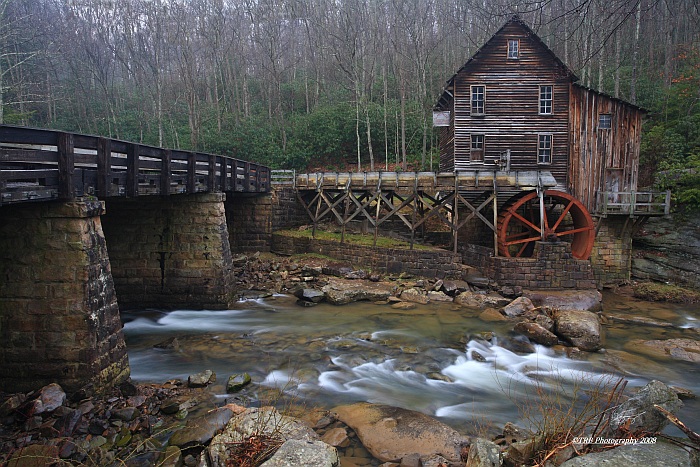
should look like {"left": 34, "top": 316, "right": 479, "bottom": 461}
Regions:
{"left": 497, "top": 190, "right": 595, "bottom": 260}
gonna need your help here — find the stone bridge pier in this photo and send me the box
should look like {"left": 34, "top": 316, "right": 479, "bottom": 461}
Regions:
{"left": 0, "top": 200, "right": 129, "bottom": 394}
{"left": 101, "top": 193, "right": 235, "bottom": 310}
{"left": 0, "top": 192, "right": 243, "bottom": 394}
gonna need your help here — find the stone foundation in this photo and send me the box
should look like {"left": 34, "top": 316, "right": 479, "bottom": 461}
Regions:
{"left": 591, "top": 217, "right": 633, "bottom": 285}
{"left": 461, "top": 242, "right": 597, "bottom": 289}
{"left": 0, "top": 200, "right": 129, "bottom": 394}
{"left": 227, "top": 193, "right": 273, "bottom": 253}
{"left": 272, "top": 233, "right": 463, "bottom": 279}
{"left": 102, "top": 193, "right": 234, "bottom": 310}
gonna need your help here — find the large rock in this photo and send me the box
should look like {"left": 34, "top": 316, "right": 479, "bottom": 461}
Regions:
{"left": 208, "top": 407, "right": 318, "bottom": 465}
{"left": 18, "top": 383, "right": 66, "bottom": 417}
{"left": 168, "top": 407, "right": 233, "bottom": 449}
{"left": 524, "top": 289, "right": 602, "bottom": 312}
{"left": 560, "top": 441, "right": 693, "bottom": 466}
{"left": 400, "top": 287, "right": 430, "bottom": 304}
{"left": 624, "top": 338, "right": 700, "bottom": 363}
{"left": 260, "top": 439, "right": 339, "bottom": 467}
{"left": 501, "top": 297, "right": 535, "bottom": 318}
{"left": 294, "top": 288, "right": 326, "bottom": 303}
{"left": 513, "top": 321, "right": 558, "bottom": 346}
{"left": 455, "top": 291, "right": 510, "bottom": 309}
{"left": 332, "top": 403, "right": 468, "bottom": 463}
{"left": 441, "top": 280, "right": 470, "bottom": 296}
{"left": 608, "top": 380, "right": 682, "bottom": 436}
{"left": 466, "top": 438, "right": 501, "bottom": 467}
{"left": 553, "top": 310, "right": 602, "bottom": 351}
{"left": 322, "top": 279, "right": 393, "bottom": 305}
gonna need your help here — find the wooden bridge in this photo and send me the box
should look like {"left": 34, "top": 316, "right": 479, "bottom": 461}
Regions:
{"left": 0, "top": 125, "right": 270, "bottom": 205}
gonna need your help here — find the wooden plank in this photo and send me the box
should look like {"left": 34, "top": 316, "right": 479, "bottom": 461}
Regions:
{"left": 161, "top": 149, "right": 172, "bottom": 196}
{"left": 208, "top": 154, "right": 216, "bottom": 192}
{"left": 187, "top": 152, "right": 196, "bottom": 193}
{"left": 57, "top": 132, "right": 75, "bottom": 199}
{"left": 97, "top": 137, "right": 111, "bottom": 197}
{"left": 126, "top": 143, "right": 140, "bottom": 197}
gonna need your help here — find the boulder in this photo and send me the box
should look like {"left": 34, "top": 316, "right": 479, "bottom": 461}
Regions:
{"left": 554, "top": 310, "right": 602, "bottom": 351}
{"left": 332, "top": 403, "right": 468, "bottom": 463}
{"left": 208, "top": 407, "right": 319, "bottom": 465}
{"left": 427, "top": 291, "right": 453, "bottom": 302}
{"left": 455, "top": 292, "right": 510, "bottom": 309}
{"left": 466, "top": 438, "right": 501, "bottom": 467}
{"left": 322, "top": 279, "right": 393, "bottom": 305}
{"left": 168, "top": 407, "right": 233, "bottom": 449}
{"left": 400, "top": 287, "right": 430, "bottom": 304}
{"left": 7, "top": 444, "right": 60, "bottom": 467}
{"left": 294, "top": 288, "right": 326, "bottom": 303}
{"left": 187, "top": 370, "right": 216, "bottom": 387}
{"left": 227, "top": 373, "right": 252, "bottom": 393}
{"left": 625, "top": 338, "right": 700, "bottom": 363}
{"left": 321, "top": 427, "right": 351, "bottom": 448}
{"left": 18, "top": 383, "right": 66, "bottom": 417}
{"left": 441, "top": 280, "right": 470, "bottom": 296}
{"left": 260, "top": 439, "right": 339, "bottom": 467}
{"left": 479, "top": 308, "right": 508, "bottom": 322}
{"left": 501, "top": 297, "right": 535, "bottom": 318}
{"left": 608, "top": 380, "right": 683, "bottom": 436}
{"left": 524, "top": 289, "right": 602, "bottom": 312}
{"left": 513, "top": 322, "right": 558, "bottom": 346}
{"left": 560, "top": 441, "right": 692, "bottom": 466}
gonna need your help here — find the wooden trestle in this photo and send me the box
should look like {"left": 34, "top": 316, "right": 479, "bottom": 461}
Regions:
{"left": 294, "top": 171, "right": 558, "bottom": 254}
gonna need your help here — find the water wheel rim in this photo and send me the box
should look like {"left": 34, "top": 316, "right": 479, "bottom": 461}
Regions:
{"left": 497, "top": 190, "right": 595, "bottom": 260}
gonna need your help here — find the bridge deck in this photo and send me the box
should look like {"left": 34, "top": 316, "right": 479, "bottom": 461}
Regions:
{"left": 0, "top": 125, "right": 270, "bottom": 205}
{"left": 294, "top": 170, "right": 558, "bottom": 192}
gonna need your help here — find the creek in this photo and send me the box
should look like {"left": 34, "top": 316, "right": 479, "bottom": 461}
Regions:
{"left": 122, "top": 291, "right": 699, "bottom": 437}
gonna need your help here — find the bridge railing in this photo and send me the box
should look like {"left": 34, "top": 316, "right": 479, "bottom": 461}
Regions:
{"left": 0, "top": 125, "right": 271, "bottom": 205}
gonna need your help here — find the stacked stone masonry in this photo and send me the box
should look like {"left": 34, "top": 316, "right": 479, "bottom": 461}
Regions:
{"left": 0, "top": 200, "right": 130, "bottom": 394}
{"left": 591, "top": 217, "right": 633, "bottom": 285}
{"left": 227, "top": 193, "right": 273, "bottom": 253}
{"left": 461, "top": 242, "right": 597, "bottom": 289}
{"left": 272, "top": 233, "right": 463, "bottom": 279}
{"left": 102, "top": 193, "right": 234, "bottom": 310}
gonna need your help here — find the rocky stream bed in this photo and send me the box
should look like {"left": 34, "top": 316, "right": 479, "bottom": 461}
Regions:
{"left": 1, "top": 252, "right": 698, "bottom": 466}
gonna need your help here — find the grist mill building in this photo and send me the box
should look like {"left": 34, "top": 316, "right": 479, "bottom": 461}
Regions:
{"left": 433, "top": 16, "right": 669, "bottom": 285}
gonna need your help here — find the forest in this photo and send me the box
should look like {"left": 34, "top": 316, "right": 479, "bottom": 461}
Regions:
{"left": 0, "top": 0, "right": 698, "bottom": 201}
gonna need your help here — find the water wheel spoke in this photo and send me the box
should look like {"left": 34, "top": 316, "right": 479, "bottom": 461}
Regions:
{"left": 509, "top": 210, "right": 541, "bottom": 233}
{"left": 503, "top": 235, "right": 542, "bottom": 246}
{"left": 554, "top": 225, "right": 593, "bottom": 237}
{"left": 551, "top": 200, "right": 575, "bottom": 231}
{"left": 505, "top": 229, "right": 537, "bottom": 241}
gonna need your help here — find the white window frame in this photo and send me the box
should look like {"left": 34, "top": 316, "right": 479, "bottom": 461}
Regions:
{"left": 599, "top": 114, "right": 612, "bottom": 129}
{"left": 508, "top": 39, "right": 519, "bottom": 59}
{"left": 538, "top": 133, "right": 552, "bottom": 164}
{"left": 539, "top": 85, "right": 553, "bottom": 115}
{"left": 471, "top": 134, "right": 485, "bottom": 162}
{"left": 471, "top": 85, "right": 485, "bottom": 116}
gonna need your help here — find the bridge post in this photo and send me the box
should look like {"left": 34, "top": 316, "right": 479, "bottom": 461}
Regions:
{"left": 101, "top": 193, "right": 235, "bottom": 309}
{"left": 0, "top": 200, "right": 130, "bottom": 394}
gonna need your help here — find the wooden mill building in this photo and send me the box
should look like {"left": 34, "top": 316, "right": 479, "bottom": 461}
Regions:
{"left": 434, "top": 16, "right": 669, "bottom": 284}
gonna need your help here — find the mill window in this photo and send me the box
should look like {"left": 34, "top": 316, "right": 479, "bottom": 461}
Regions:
{"left": 538, "top": 134, "right": 552, "bottom": 164}
{"left": 471, "top": 134, "right": 484, "bottom": 162}
{"left": 599, "top": 114, "right": 612, "bottom": 129}
{"left": 471, "top": 85, "right": 485, "bottom": 115}
{"left": 539, "top": 85, "right": 553, "bottom": 115}
{"left": 508, "top": 39, "right": 519, "bottom": 59}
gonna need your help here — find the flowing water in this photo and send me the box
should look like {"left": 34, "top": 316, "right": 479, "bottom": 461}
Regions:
{"left": 122, "top": 291, "right": 699, "bottom": 436}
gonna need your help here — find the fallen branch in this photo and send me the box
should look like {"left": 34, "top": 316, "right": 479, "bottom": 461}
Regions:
{"left": 653, "top": 404, "right": 700, "bottom": 447}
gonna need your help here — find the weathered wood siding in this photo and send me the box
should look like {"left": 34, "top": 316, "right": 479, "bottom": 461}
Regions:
{"left": 568, "top": 84, "right": 643, "bottom": 213}
{"left": 438, "top": 94, "right": 455, "bottom": 171}
{"left": 448, "top": 21, "right": 571, "bottom": 187}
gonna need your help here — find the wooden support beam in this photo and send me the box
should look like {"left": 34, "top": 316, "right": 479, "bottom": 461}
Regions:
{"left": 161, "top": 149, "right": 172, "bottom": 196}
{"left": 126, "top": 143, "right": 140, "bottom": 197}
{"left": 97, "top": 137, "right": 111, "bottom": 198}
{"left": 187, "top": 152, "right": 196, "bottom": 193}
{"left": 57, "top": 132, "right": 75, "bottom": 200}
{"left": 208, "top": 154, "right": 216, "bottom": 192}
